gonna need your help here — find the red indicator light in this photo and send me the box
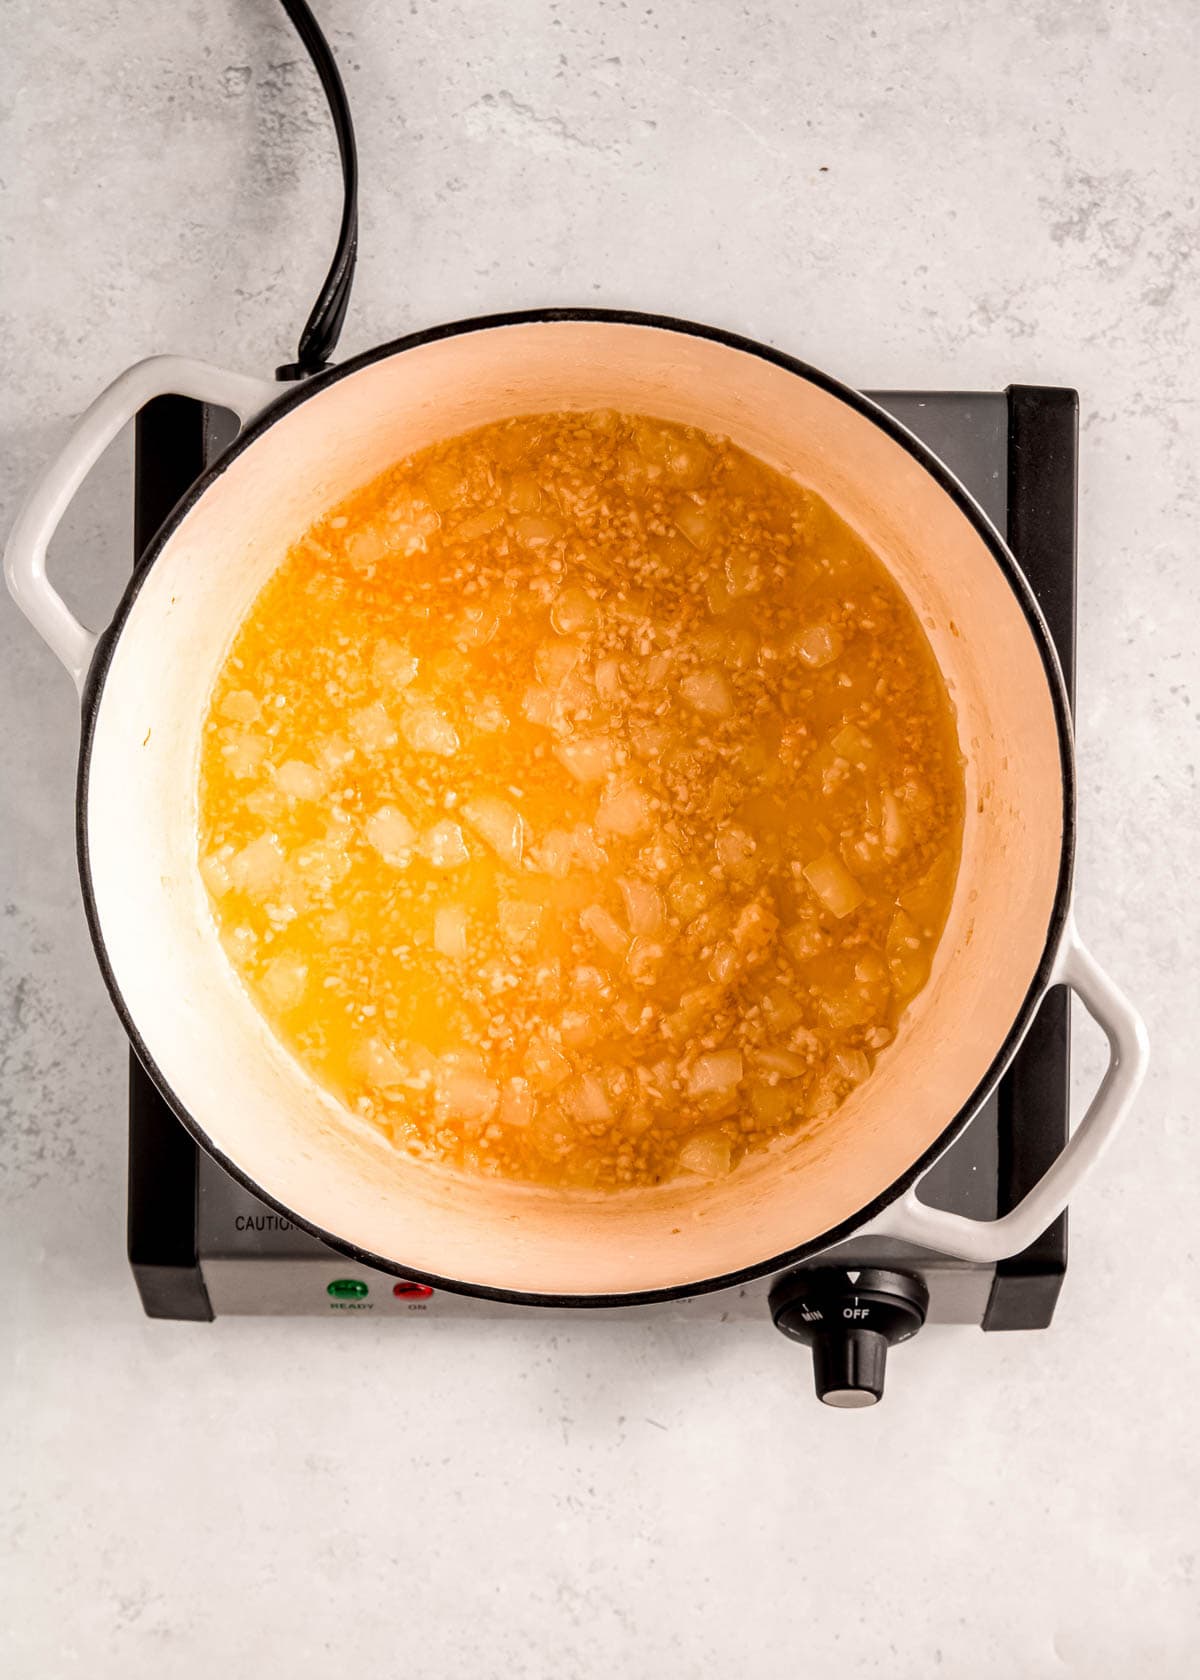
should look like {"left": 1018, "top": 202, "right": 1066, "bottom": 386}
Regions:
{"left": 393, "top": 1280, "right": 433, "bottom": 1300}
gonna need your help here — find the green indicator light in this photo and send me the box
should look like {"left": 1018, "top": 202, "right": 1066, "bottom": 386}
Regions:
{"left": 327, "top": 1278, "right": 369, "bottom": 1300}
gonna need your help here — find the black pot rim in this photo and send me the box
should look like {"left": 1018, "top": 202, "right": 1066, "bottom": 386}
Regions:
{"left": 75, "top": 306, "right": 1076, "bottom": 1310}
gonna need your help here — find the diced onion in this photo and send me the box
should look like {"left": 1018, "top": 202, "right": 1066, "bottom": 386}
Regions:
{"left": 346, "top": 525, "right": 389, "bottom": 568}
{"left": 534, "top": 638, "right": 582, "bottom": 689}
{"left": 521, "top": 685, "right": 556, "bottom": 729}
{"left": 844, "top": 833, "right": 881, "bottom": 873}
{"left": 733, "top": 898, "right": 779, "bottom": 963}
{"left": 677, "top": 1129, "right": 734, "bottom": 1177}
{"left": 371, "top": 639, "right": 419, "bottom": 692}
{"left": 724, "top": 552, "right": 761, "bottom": 598}
{"left": 294, "top": 837, "right": 351, "bottom": 889}
{"left": 806, "top": 1073, "right": 842, "bottom": 1118}
{"left": 898, "top": 849, "right": 955, "bottom": 931}
{"left": 675, "top": 502, "right": 715, "bottom": 548}
{"left": 629, "top": 721, "right": 672, "bottom": 761}
{"left": 594, "top": 658, "right": 623, "bottom": 702}
{"left": 854, "top": 951, "right": 887, "bottom": 984}
{"left": 352, "top": 1036, "right": 409, "bottom": 1092}
{"left": 244, "top": 786, "right": 285, "bottom": 822}
{"left": 456, "top": 604, "right": 500, "bottom": 648}
{"left": 385, "top": 494, "right": 440, "bottom": 555}
{"left": 261, "top": 954, "right": 308, "bottom": 1011}
{"left": 573, "top": 964, "right": 608, "bottom": 997}
{"left": 750, "top": 1082, "right": 797, "bottom": 1124}
{"left": 886, "top": 908, "right": 931, "bottom": 998}
{"left": 276, "top": 759, "right": 326, "bottom": 802}
{"left": 533, "top": 828, "right": 575, "bottom": 879}
{"left": 199, "top": 848, "right": 234, "bottom": 899}
{"left": 881, "top": 790, "right": 911, "bottom": 854}
{"left": 228, "top": 834, "right": 286, "bottom": 897}
{"left": 566, "top": 1073, "right": 613, "bottom": 1123}
{"left": 434, "top": 905, "right": 468, "bottom": 958}
{"left": 663, "top": 437, "right": 711, "bottom": 488}
{"left": 515, "top": 514, "right": 563, "bottom": 548}
{"left": 706, "top": 572, "right": 732, "bottom": 616}
{"left": 831, "top": 722, "right": 873, "bottom": 762}
{"left": 461, "top": 794, "right": 524, "bottom": 867}
{"left": 350, "top": 702, "right": 398, "bottom": 752}
{"left": 763, "top": 986, "right": 804, "bottom": 1032}
{"left": 498, "top": 899, "right": 543, "bottom": 946}
{"left": 686, "top": 1049, "right": 744, "bottom": 1098}
{"left": 401, "top": 701, "right": 460, "bottom": 758}
{"left": 524, "top": 1038, "right": 572, "bottom": 1089}
{"left": 753, "top": 1046, "right": 808, "bottom": 1077}
{"left": 315, "top": 733, "right": 354, "bottom": 773}
{"left": 507, "top": 474, "right": 542, "bottom": 512}
{"left": 802, "top": 851, "right": 865, "bottom": 918}
{"left": 783, "top": 920, "right": 824, "bottom": 963}
{"left": 635, "top": 420, "right": 709, "bottom": 487}
{"left": 498, "top": 1078, "right": 534, "bottom": 1128}
{"left": 819, "top": 987, "right": 876, "bottom": 1030}
{"left": 365, "top": 806, "right": 417, "bottom": 867}
{"left": 835, "top": 1048, "right": 871, "bottom": 1085}
{"left": 551, "top": 585, "right": 601, "bottom": 634}
{"left": 221, "top": 733, "right": 269, "bottom": 780}
{"left": 559, "top": 1009, "right": 599, "bottom": 1047}
{"left": 422, "top": 819, "right": 469, "bottom": 870}
{"left": 596, "top": 782, "right": 651, "bottom": 837}
{"left": 452, "top": 505, "right": 506, "bottom": 542}
{"left": 692, "top": 625, "right": 726, "bottom": 662}
{"left": 320, "top": 909, "right": 351, "bottom": 942}
{"left": 714, "top": 825, "right": 754, "bottom": 870}
{"left": 625, "top": 937, "right": 665, "bottom": 985}
{"left": 580, "top": 903, "right": 629, "bottom": 957}
{"left": 571, "top": 825, "right": 607, "bottom": 868}
{"left": 471, "top": 695, "right": 508, "bottom": 734}
{"left": 617, "top": 876, "right": 664, "bottom": 936}
{"left": 435, "top": 1064, "right": 499, "bottom": 1123}
{"left": 667, "top": 868, "right": 714, "bottom": 920}
{"left": 422, "top": 460, "right": 466, "bottom": 507}
{"left": 553, "top": 735, "right": 614, "bottom": 784}
{"left": 794, "top": 624, "right": 844, "bottom": 669}
{"left": 264, "top": 879, "right": 307, "bottom": 924}
{"left": 221, "top": 925, "right": 257, "bottom": 964}
{"left": 218, "top": 689, "right": 261, "bottom": 724}
{"left": 679, "top": 667, "right": 734, "bottom": 718}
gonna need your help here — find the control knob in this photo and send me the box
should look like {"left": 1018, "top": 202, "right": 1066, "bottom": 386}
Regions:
{"left": 769, "top": 1268, "right": 929, "bottom": 1407}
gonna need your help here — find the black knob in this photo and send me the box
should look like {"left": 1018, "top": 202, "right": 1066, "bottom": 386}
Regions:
{"left": 769, "top": 1268, "right": 929, "bottom": 1408}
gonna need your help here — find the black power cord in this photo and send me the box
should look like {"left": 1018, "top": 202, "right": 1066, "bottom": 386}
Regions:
{"left": 274, "top": 0, "right": 359, "bottom": 381}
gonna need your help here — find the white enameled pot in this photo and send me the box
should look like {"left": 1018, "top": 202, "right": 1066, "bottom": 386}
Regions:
{"left": 4, "top": 311, "right": 1148, "bottom": 1304}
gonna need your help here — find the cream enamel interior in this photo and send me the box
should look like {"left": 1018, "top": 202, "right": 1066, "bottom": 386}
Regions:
{"left": 85, "top": 320, "right": 1066, "bottom": 1297}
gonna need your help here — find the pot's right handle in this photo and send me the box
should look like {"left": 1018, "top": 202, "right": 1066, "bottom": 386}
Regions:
{"left": 4, "top": 355, "right": 279, "bottom": 695}
{"left": 864, "top": 919, "right": 1148, "bottom": 1262}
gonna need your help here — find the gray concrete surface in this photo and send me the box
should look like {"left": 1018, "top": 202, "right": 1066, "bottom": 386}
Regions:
{"left": 2, "top": 1, "right": 1197, "bottom": 1675}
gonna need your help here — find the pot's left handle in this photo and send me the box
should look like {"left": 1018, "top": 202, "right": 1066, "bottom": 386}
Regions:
{"left": 4, "top": 355, "right": 279, "bottom": 696}
{"left": 863, "top": 919, "right": 1148, "bottom": 1262}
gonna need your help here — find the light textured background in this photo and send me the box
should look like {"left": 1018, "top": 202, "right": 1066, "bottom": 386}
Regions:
{"left": 2, "top": 2, "right": 1198, "bottom": 1675}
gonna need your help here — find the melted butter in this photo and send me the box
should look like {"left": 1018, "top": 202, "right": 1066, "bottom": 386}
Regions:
{"left": 198, "top": 410, "right": 964, "bottom": 1190}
